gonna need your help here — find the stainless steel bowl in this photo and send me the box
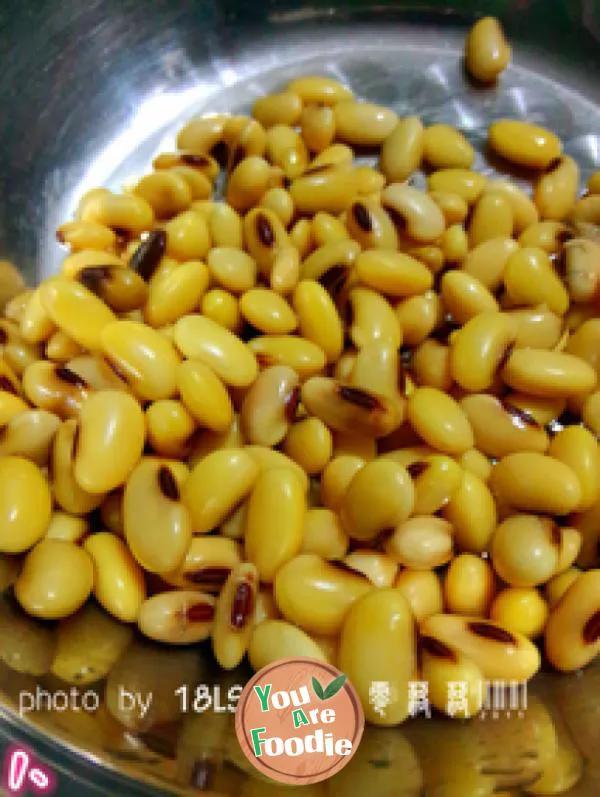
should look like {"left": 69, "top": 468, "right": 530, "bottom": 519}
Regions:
{"left": 1, "top": 1, "right": 600, "bottom": 794}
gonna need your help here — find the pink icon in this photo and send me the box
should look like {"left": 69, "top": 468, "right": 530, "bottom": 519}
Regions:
{"left": 2, "top": 746, "right": 56, "bottom": 795}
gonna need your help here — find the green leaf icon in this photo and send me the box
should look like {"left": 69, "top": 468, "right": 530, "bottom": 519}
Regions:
{"left": 312, "top": 676, "right": 325, "bottom": 700}
{"left": 323, "top": 674, "right": 347, "bottom": 699}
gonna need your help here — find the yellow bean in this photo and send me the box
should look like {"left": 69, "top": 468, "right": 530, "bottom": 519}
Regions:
{"left": 407, "top": 387, "right": 473, "bottom": 455}
{"left": 51, "top": 419, "right": 103, "bottom": 515}
{"left": 84, "top": 531, "right": 145, "bottom": 622}
{"left": 569, "top": 194, "right": 600, "bottom": 225}
{"left": 244, "top": 445, "right": 308, "bottom": 492}
{"left": 490, "top": 587, "right": 548, "bottom": 640}
{"left": 469, "top": 191, "right": 513, "bottom": 247}
{"left": 349, "top": 341, "right": 400, "bottom": 402}
{"left": 423, "top": 124, "right": 475, "bottom": 169}
{"left": 356, "top": 250, "right": 433, "bottom": 299}
{"left": 146, "top": 400, "right": 194, "bottom": 459}
{"left": 504, "top": 392, "right": 565, "bottom": 427}
{"left": 421, "top": 636, "right": 485, "bottom": 719}
{"left": 442, "top": 471, "right": 497, "bottom": 554}
{"left": 300, "top": 239, "right": 360, "bottom": 283}
{"left": 19, "top": 287, "right": 56, "bottom": 345}
{"left": 489, "top": 120, "right": 562, "bottom": 169}
{"left": 545, "top": 568, "right": 581, "bottom": 608}
{"left": 212, "top": 563, "right": 259, "bottom": 669}
{"left": 544, "top": 569, "right": 600, "bottom": 671}
{"left": 311, "top": 212, "right": 349, "bottom": 247}
{"left": 457, "top": 447, "right": 492, "bottom": 482}
{"left": 0, "top": 409, "right": 61, "bottom": 466}
{"left": 507, "top": 305, "right": 563, "bottom": 350}
{"left": 174, "top": 314, "right": 257, "bottom": 387}
{"left": 583, "top": 390, "right": 600, "bottom": 437}
{"left": 182, "top": 449, "right": 258, "bottom": 533}
{"left": 143, "top": 260, "right": 209, "bottom": 328}
{"left": 518, "top": 219, "right": 571, "bottom": 253}
{"left": 123, "top": 457, "right": 192, "bottom": 573}
{"left": 223, "top": 115, "right": 268, "bottom": 167}
{"left": 379, "top": 116, "right": 424, "bottom": 182}
{"left": 249, "top": 619, "right": 327, "bottom": 671}
{"left": 252, "top": 91, "right": 303, "bottom": 128}
{"left": 301, "top": 104, "right": 336, "bottom": 153}
{"left": 240, "top": 365, "right": 299, "bottom": 447}
{"left": 282, "top": 417, "right": 333, "bottom": 476}
{"left": 39, "top": 278, "right": 116, "bottom": 351}
{"left": 259, "top": 186, "right": 295, "bottom": 228}
{"left": 465, "top": 16, "right": 511, "bottom": 82}
{"left": 441, "top": 271, "right": 499, "bottom": 325}
{"left": 265, "top": 123, "right": 309, "bottom": 180}
{"left": 406, "top": 454, "right": 463, "bottom": 515}
{"left": 320, "top": 455, "right": 365, "bottom": 511}
{"left": 563, "top": 237, "right": 600, "bottom": 304}
{"left": 300, "top": 508, "right": 348, "bottom": 560}
{"left": 274, "top": 553, "right": 371, "bottom": 635}
{"left": 163, "top": 209, "right": 211, "bottom": 261}
{"left": 0, "top": 457, "right": 52, "bottom": 554}
{"left": 439, "top": 223, "right": 469, "bottom": 264}
{"left": 15, "top": 539, "right": 94, "bottom": 620}
{"left": 208, "top": 202, "right": 243, "bottom": 249}
{"left": 78, "top": 190, "right": 154, "bottom": 234}
{"left": 245, "top": 468, "right": 305, "bottom": 582}
{"left": 349, "top": 286, "right": 401, "bottom": 349}
{"left": 133, "top": 170, "right": 193, "bottom": 219}
{"left": 570, "top": 497, "right": 600, "bottom": 569}
{"left": 45, "top": 510, "right": 87, "bottom": 543}
{"left": 420, "top": 613, "right": 540, "bottom": 681}
{"left": 386, "top": 516, "right": 454, "bottom": 569}
{"left": 429, "top": 190, "right": 469, "bottom": 226}
{"left": 239, "top": 288, "right": 297, "bottom": 335}
{"left": 137, "top": 588, "right": 214, "bottom": 647}
{"left": 201, "top": 288, "right": 242, "bottom": 333}
{"left": 334, "top": 100, "right": 397, "bottom": 146}
{"left": 460, "top": 393, "right": 549, "bottom": 458}
{"left": 176, "top": 114, "right": 227, "bottom": 153}
{"left": 502, "top": 349, "right": 596, "bottom": 397}
{"left": 382, "top": 183, "right": 445, "bottom": 243}
{"left": 491, "top": 453, "right": 583, "bottom": 516}
{"left": 100, "top": 320, "right": 179, "bottom": 402}
{"left": 503, "top": 247, "right": 568, "bottom": 315}
{"left": 460, "top": 236, "right": 518, "bottom": 292}
{"left": 392, "top": 569, "right": 442, "bottom": 622}
{"left": 427, "top": 168, "right": 487, "bottom": 203}
{"left": 289, "top": 217, "right": 314, "bottom": 260}
{"left": 301, "top": 376, "right": 404, "bottom": 438}
{"left": 485, "top": 179, "right": 539, "bottom": 232}
{"left": 444, "top": 553, "right": 496, "bottom": 616}
{"left": 226, "top": 156, "right": 273, "bottom": 212}
{"left": 177, "top": 359, "right": 233, "bottom": 433}
{"left": 549, "top": 426, "right": 600, "bottom": 512}
{"left": 57, "top": 219, "right": 117, "bottom": 252}
{"left": 75, "top": 390, "right": 145, "bottom": 494}
{"left": 20, "top": 360, "right": 88, "bottom": 419}
{"left": 292, "top": 279, "right": 344, "bottom": 364}
{"left": 565, "top": 317, "right": 600, "bottom": 381}
{"left": 290, "top": 166, "right": 360, "bottom": 215}
{"left": 207, "top": 247, "right": 256, "bottom": 294}
{"left": 339, "top": 589, "right": 414, "bottom": 726}
{"left": 286, "top": 76, "right": 352, "bottom": 105}
{"left": 534, "top": 155, "right": 579, "bottom": 220}
{"left": 395, "top": 291, "right": 441, "bottom": 347}
{"left": 340, "top": 458, "right": 414, "bottom": 542}
{"left": 248, "top": 335, "right": 326, "bottom": 378}
{"left": 162, "top": 535, "right": 241, "bottom": 592}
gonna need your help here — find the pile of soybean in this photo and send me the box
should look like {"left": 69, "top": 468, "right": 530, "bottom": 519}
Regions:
{"left": 1, "top": 15, "right": 600, "bottom": 727}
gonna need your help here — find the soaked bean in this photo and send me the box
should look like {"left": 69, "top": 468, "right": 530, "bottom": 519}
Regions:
{"left": 460, "top": 393, "right": 549, "bottom": 458}
{"left": 465, "top": 16, "right": 511, "bottom": 82}
{"left": 239, "top": 288, "right": 297, "bottom": 335}
{"left": 84, "top": 532, "right": 146, "bottom": 622}
{"left": 379, "top": 116, "right": 424, "bottom": 182}
{"left": 290, "top": 166, "right": 361, "bottom": 215}
{"left": 245, "top": 468, "right": 305, "bottom": 582}
{"left": 395, "top": 291, "right": 442, "bottom": 346}
{"left": 507, "top": 305, "right": 563, "bottom": 350}
{"left": 133, "top": 171, "right": 193, "bottom": 219}
{"left": 178, "top": 360, "right": 233, "bottom": 433}
{"left": 301, "top": 104, "right": 336, "bottom": 153}
{"left": 569, "top": 194, "right": 600, "bottom": 225}
{"left": 207, "top": 248, "right": 257, "bottom": 294}
{"left": 518, "top": 220, "right": 571, "bottom": 254}
{"left": 445, "top": 553, "right": 496, "bottom": 616}
{"left": 349, "top": 287, "right": 402, "bottom": 349}
{"left": 21, "top": 361, "right": 88, "bottom": 419}
{"left": 274, "top": 553, "right": 371, "bottom": 635}
{"left": 503, "top": 247, "right": 568, "bottom": 315}
{"left": 78, "top": 190, "right": 154, "bottom": 235}
{"left": 146, "top": 399, "right": 195, "bottom": 458}
{"left": 563, "top": 238, "right": 600, "bottom": 304}
{"left": 442, "top": 471, "right": 497, "bottom": 554}
{"left": 461, "top": 237, "right": 518, "bottom": 292}
{"left": 201, "top": 288, "right": 243, "bottom": 333}
{"left": 283, "top": 417, "right": 333, "bottom": 475}
{"left": 252, "top": 92, "right": 303, "bottom": 128}
{"left": 15, "top": 540, "right": 94, "bottom": 620}
{"left": 356, "top": 250, "right": 433, "bottom": 298}
{"left": 420, "top": 613, "right": 540, "bottom": 681}
{"left": 286, "top": 76, "right": 353, "bottom": 105}
{"left": 212, "top": 562, "right": 259, "bottom": 669}
{"left": 249, "top": 335, "right": 326, "bottom": 378}
{"left": 427, "top": 169, "right": 487, "bottom": 203}
{"left": 386, "top": 516, "right": 454, "bottom": 569}
{"left": 144, "top": 260, "right": 209, "bottom": 328}
{"left": 393, "top": 569, "right": 443, "bottom": 622}
{"left": 45, "top": 511, "right": 87, "bottom": 543}
{"left": 490, "top": 587, "right": 548, "bottom": 640}
{"left": 502, "top": 349, "right": 596, "bottom": 397}
{"left": 544, "top": 569, "right": 600, "bottom": 671}
{"left": 334, "top": 101, "right": 398, "bottom": 146}
{"left": 39, "top": 278, "right": 117, "bottom": 351}
{"left": 163, "top": 536, "right": 242, "bottom": 591}
{"left": 405, "top": 454, "right": 463, "bottom": 515}
{"left": 182, "top": 449, "right": 259, "bottom": 533}
{"left": 339, "top": 589, "right": 415, "bottom": 726}
{"left": 0, "top": 457, "right": 52, "bottom": 553}
{"left": 75, "top": 391, "right": 145, "bottom": 494}
{"left": 240, "top": 365, "right": 299, "bottom": 447}
{"left": 491, "top": 453, "right": 582, "bottom": 516}
{"left": 226, "top": 156, "right": 272, "bottom": 213}
{"left": 491, "top": 514, "right": 561, "bottom": 587}
{"left": 300, "top": 239, "right": 360, "bottom": 281}
{"left": 382, "top": 183, "right": 446, "bottom": 243}
{"left": 57, "top": 219, "right": 117, "bottom": 252}
{"left": 320, "top": 455, "right": 365, "bottom": 511}
{"left": 407, "top": 387, "right": 474, "bottom": 455}
{"left": 469, "top": 191, "right": 513, "bottom": 247}
{"left": 441, "top": 271, "right": 499, "bottom": 325}
{"left": 421, "top": 637, "right": 484, "bottom": 719}
{"left": 549, "top": 426, "right": 600, "bottom": 511}
{"left": 423, "top": 124, "right": 475, "bottom": 170}
{"left": 249, "top": 620, "right": 327, "bottom": 672}
{"left": 300, "top": 508, "right": 349, "bottom": 560}
{"left": 52, "top": 419, "right": 103, "bottom": 515}
{"left": 534, "top": 155, "right": 579, "bottom": 220}
{"left": 208, "top": 203, "right": 244, "bottom": 249}
{"left": 488, "top": 120, "right": 562, "bottom": 169}
{"left": 293, "top": 280, "right": 344, "bottom": 364}
{"left": 244, "top": 445, "right": 309, "bottom": 492}
{"left": 0, "top": 409, "right": 61, "bottom": 466}
{"left": 312, "top": 212, "right": 350, "bottom": 247}
{"left": 138, "top": 590, "right": 214, "bottom": 645}
{"left": 485, "top": 179, "right": 539, "bottom": 232}
{"left": 545, "top": 568, "right": 581, "bottom": 609}
{"left": 174, "top": 314, "right": 258, "bottom": 388}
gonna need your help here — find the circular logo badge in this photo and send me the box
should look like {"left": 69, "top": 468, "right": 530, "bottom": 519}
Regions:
{"left": 235, "top": 657, "right": 364, "bottom": 785}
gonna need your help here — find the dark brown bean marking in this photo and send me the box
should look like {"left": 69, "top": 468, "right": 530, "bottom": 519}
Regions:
{"left": 55, "top": 366, "right": 88, "bottom": 388}
{"left": 229, "top": 145, "right": 245, "bottom": 173}
{"left": 284, "top": 386, "right": 301, "bottom": 422}
{"left": 329, "top": 559, "right": 370, "bottom": 578}
{"left": 468, "top": 621, "right": 516, "bottom": 645}
{"left": 320, "top": 265, "right": 349, "bottom": 301}
{"left": 129, "top": 230, "right": 166, "bottom": 281}
{"left": 181, "top": 153, "right": 211, "bottom": 168}
{"left": 421, "top": 635, "right": 457, "bottom": 662}
{"left": 256, "top": 213, "right": 275, "bottom": 247}
{"left": 556, "top": 228, "right": 575, "bottom": 246}
{"left": 583, "top": 610, "right": 600, "bottom": 645}
{"left": 186, "top": 567, "right": 232, "bottom": 587}
{"left": 0, "top": 375, "right": 17, "bottom": 395}
{"left": 210, "top": 141, "right": 229, "bottom": 170}
{"left": 352, "top": 202, "right": 373, "bottom": 233}
{"left": 231, "top": 581, "right": 255, "bottom": 629}
{"left": 542, "top": 517, "right": 562, "bottom": 547}
{"left": 338, "top": 385, "right": 382, "bottom": 411}
{"left": 0, "top": 328, "right": 8, "bottom": 345}
{"left": 186, "top": 601, "right": 215, "bottom": 623}
{"left": 502, "top": 400, "right": 539, "bottom": 429}
{"left": 158, "top": 466, "right": 180, "bottom": 500}
{"left": 498, "top": 342, "right": 516, "bottom": 371}
{"left": 78, "top": 266, "right": 110, "bottom": 294}
{"left": 545, "top": 156, "right": 563, "bottom": 174}
{"left": 407, "top": 461, "right": 429, "bottom": 479}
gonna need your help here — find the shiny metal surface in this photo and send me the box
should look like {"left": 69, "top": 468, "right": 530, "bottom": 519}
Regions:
{"left": 1, "top": 1, "right": 600, "bottom": 794}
